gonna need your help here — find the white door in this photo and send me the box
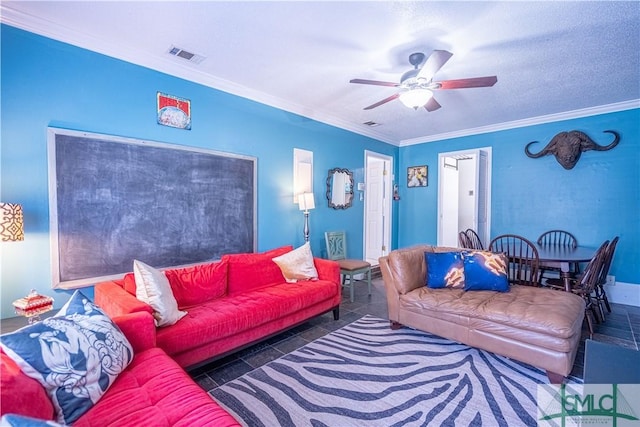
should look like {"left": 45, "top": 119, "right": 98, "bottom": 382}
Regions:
{"left": 437, "top": 148, "right": 492, "bottom": 248}
{"left": 364, "top": 151, "right": 392, "bottom": 265}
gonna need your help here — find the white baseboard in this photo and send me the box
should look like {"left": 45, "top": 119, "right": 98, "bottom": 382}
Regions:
{"left": 604, "top": 281, "right": 640, "bottom": 307}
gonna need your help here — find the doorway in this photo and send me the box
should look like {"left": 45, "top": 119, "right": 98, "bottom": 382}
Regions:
{"left": 437, "top": 148, "right": 491, "bottom": 248}
{"left": 364, "top": 151, "right": 393, "bottom": 265}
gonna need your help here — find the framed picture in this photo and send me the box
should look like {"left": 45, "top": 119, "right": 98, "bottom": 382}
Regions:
{"left": 407, "top": 165, "right": 428, "bottom": 187}
{"left": 157, "top": 92, "right": 191, "bottom": 130}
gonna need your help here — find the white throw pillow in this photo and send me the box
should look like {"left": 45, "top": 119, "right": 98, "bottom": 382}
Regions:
{"left": 133, "top": 260, "right": 187, "bottom": 327}
{"left": 272, "top": 242, "right": 319, "bottom": 283}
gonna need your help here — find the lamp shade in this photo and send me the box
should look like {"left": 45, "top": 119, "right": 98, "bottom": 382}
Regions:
{"left": 0, "top": 203, "right": 24, "bottom": 241}
{"left": 399, "top": 88, "right": 433, "bottom": 109}
{"left": 298, "top": 192, "right": 315, "bottom": 211}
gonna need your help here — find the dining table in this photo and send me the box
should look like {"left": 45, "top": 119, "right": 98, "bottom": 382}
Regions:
{"left": 535, "top": 243, "right": 597, "bottom": 291}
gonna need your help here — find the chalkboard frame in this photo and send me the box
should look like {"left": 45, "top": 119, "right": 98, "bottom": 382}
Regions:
{"left": 47, "top": 127, "right": 257, "bottom": 289}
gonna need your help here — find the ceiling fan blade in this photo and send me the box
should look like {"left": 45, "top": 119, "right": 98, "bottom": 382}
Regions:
{"left": 350, "top": 78, "right": 399, "bottom": 87}
{"left": 363, "top": 93, "right": 400, "bottom": 110}
{"left": 424, "top": 97, "right": 441, "bottom": 112}
{"left": 416, "top": 50, "right": 453, "bottom": 81}
{"left": 438, "top": 76, "right": 498, "bottom": 89}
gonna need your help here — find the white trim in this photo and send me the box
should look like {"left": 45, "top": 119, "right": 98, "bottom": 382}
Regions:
{"left": 437, "top": 147, "right": 492, "bottom": 248}
{"left": 2, "top": 6, "right": 637, "bottom": 148}
{"left": 604, "top": 282, "right": 640, "bottom": 308}
{"left": 400, "top": 100, "right": 640, "bottom": 146}
{"left": 364, "top": 150, "right": 393, "bottom": 265}
{"left": 0, "top": 6, "right": 396, "bottom": 146}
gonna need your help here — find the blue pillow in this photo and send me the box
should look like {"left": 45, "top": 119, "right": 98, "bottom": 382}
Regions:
{"left": 425, "top": 251, "right": 465, "bottom": 289}
{"left": 0, "top": 291, "right": 133, "bottom": 425}
{"left": 0, "top": 414, "right": 65, "bottom": 427}
{"left": 462, "top": 251, "right": 509, "bottom": 292}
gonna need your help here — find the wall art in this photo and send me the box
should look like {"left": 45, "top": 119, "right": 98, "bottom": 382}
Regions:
{"left": 157, "top": 92, "right": 191, "bottom": 130}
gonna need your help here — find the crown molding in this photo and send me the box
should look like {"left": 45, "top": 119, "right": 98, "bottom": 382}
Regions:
{"left": 2, "top": 6, "right": 635, "bottom": 149}
{"left": 0, "top": 6, "right": 396, "bottom": 146}
{"left": 400, "top": 100, "right": 640, "bottom": 147}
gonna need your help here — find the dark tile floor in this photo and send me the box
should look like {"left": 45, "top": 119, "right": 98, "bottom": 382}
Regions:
{"left": 190, "top": 277, "right": 640, "bottom": 392}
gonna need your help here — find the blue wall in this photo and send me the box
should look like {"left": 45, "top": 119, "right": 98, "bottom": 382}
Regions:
{"left": 0, "top": 25, "right": 397, "bottom": 317}
{"left": 398, "top": 108, "right": 640, "bottom": 285}
{"left": 2, "top": 24, "right": 637, "bottom": 318}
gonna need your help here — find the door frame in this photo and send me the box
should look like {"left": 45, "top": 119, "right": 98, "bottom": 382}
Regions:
{"left": 437, "top": 147, "right": 492, "bottom": 247}
{"left": 364, "top": 150, "right": 393, "bottom": 265}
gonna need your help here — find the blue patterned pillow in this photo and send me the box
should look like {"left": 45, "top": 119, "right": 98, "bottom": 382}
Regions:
{"left": 462, "top": 251, "right": 509, "bottom": 292}
{"left": 0, "top": 414, "right": 65, "bottom": 427}
{"left": 424, "top": 252, "right": 465, "bottom": 289}
{"left": 0, "top": 291, "right": 133, "bottom": 425}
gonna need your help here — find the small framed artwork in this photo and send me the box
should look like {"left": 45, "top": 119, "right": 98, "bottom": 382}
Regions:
{"left": 157, "top": 92, "right": 191, "bottom": 130}
{"left": 407, "top": 165, "right": 428, "bottom": 187}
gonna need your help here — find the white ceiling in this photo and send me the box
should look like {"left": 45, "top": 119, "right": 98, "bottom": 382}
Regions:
{"left": 2, "top": 1, "right": 639, "bottom": 146}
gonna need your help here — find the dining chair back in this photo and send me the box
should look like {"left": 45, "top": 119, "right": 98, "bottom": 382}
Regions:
{"left": 324, "top": 231, "right": 371, "bottom": 303}
{"left": 568, "top": 240, "right": 609, "bottom": 337}
{"left": 536, "top": 230, "right": 579, "bottom": 283}
{"left": 489, "top": 234, "right": 540, "bottom": 287}
{"left": 464, "top": 228, "right": 484, "bottom": 250}
{"left": 458, "top": 231, "right": 471, "bottom": 248}
{"left": 537, "top": 230, "right": 578, "bottom": 248}
{"left": 594, "top": 236, "right": 619, "bottom": 317}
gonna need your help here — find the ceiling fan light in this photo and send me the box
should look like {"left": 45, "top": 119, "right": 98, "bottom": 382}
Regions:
{"left": 399, "top": 89, "right": 433, "bottom": 109}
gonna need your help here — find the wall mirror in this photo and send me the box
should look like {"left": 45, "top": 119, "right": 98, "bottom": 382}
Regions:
{"left": 326, "top": 168, "right": 354, "bottom": 209}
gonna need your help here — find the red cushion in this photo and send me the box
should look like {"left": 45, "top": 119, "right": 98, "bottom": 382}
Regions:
{"left": 222, "top": 246, "right": 292, "bottom": 294}
{"left": 156, "top": 279, "right": 339, "bottom": 356}
{"left": 73, "top": 348, "right": 239, "bottom": 427}
{"left": 0, "top": 351, "right": 55, "bottom": 420}
{"left": 123, "top": 273, "right": 136, "bottom": 295}
{"left": 164, "top": 260, "right": 228, "bottom": 309}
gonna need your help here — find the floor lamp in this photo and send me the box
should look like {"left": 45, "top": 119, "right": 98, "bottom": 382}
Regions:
{"left": 298, "top": 193, "right": 315, "bottom": 242}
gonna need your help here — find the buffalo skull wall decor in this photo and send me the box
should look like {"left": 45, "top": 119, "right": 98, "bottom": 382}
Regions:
{"left": 524, "top": 130, "right": 620, "bottom": 170}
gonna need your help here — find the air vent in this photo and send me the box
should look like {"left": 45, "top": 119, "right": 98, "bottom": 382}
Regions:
{"left": 363, "top": 121, "right": 381, "bottom": 127}
{"left": 167, "top": 46, "right": 205, "bottom": 64}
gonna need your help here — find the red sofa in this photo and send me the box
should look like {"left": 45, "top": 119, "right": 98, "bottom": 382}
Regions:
{"left": 95, "top": 246, "right": 342, "bottom": 369}
{"left": 0, "top": 311, "right": 240, "bottom": 426}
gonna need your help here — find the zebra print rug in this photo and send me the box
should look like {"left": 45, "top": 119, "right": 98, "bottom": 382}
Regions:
{"left": 211, "top": 315, "right": 577, "bottom": 426}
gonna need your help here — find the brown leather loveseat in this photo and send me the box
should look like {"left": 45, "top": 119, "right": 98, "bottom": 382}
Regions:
{"left": 379, "top": 245, "right": 586, "bottom": 383}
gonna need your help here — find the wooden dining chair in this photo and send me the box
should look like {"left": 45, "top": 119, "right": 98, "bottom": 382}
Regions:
{"left": 594, "top": 236, "right": 619, "bottom": 319}
{"left": 464, "top": 229, "right": 484, "bottom": 250}
{"left": 565, "top": 240, "right": 609, "bottom": 337}
{"left": 537, "top": 230, "right": 579, "bottom": 284}
{"left": 489, "top": 234, "right": 540, "bottom": 287}
{"left": 458, "top": 231, "right": 472, "bottom": 248}
{"left": 324, "top": 231, "right": 371, "bottom": 303}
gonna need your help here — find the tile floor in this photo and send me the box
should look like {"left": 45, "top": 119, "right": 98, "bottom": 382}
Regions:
{"left": 190, "top": 276, "right": 640, "bottom": 392}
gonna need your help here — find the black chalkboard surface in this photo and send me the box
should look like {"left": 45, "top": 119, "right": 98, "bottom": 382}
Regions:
{"left": 48, "top": 128, "right": 256, "bottom": 289}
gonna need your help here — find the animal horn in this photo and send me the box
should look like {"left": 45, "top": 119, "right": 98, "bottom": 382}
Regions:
{"left": 524, "top": 140, "right": 553, "bottom": 158}
{"left": 586, "top": 130, "right": 620, "bottom": 151}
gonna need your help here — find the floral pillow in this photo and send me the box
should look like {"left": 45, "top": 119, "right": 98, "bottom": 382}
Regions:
{"left": 424, "top": 251, "right": 465, "bottom": 289}
{"left": 462, "top": 250, "right": 509, "bottom": 292}
{"left": 0, "top": 291, "right": 134, "bottom": 425}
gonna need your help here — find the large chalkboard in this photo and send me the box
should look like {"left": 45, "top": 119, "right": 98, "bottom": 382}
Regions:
{"left": 48, "top": 128, "right": 256, "bottom": 289}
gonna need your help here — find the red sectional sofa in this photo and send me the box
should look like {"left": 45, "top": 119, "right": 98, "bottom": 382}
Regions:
{"left": 1, "top": 311, "right": 240, "bottom": 426}
{"left": 95, "top": 246, "right": 342, "bottom": 369}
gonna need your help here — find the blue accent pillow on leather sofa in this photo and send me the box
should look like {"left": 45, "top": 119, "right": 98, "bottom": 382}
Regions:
{"left": 462, "top": 251, "right": 509, "bottom": 291}
{"left": 425, "top": 252, "right": 465, "bottom": 289}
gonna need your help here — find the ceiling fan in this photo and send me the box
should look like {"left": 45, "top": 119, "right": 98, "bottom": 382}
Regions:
{"left": 350, "top": 50, "right": 497, "bottom": 111}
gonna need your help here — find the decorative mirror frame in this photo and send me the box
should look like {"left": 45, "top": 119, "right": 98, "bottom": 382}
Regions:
{"left": 326, "top": 167, "right": 354, "bottom": 210}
